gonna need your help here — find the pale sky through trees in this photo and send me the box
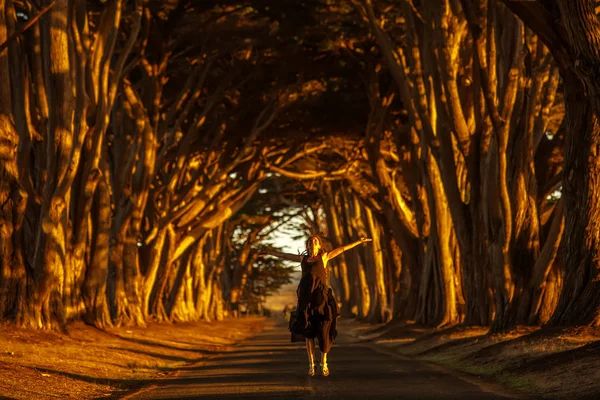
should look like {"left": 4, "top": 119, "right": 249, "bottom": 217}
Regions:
{"left": 266, "top": 214, "right": 307, "bottom": 267}
{"left": 263, "top": 216, "right": 306, "bottom": 311}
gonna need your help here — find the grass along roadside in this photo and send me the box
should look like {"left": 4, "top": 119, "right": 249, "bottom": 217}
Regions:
{"left": 341, "top": 319, "right": 600, "bottom": 399}
{"left": 0, "top": 316, "right": 266, "bottom": 399}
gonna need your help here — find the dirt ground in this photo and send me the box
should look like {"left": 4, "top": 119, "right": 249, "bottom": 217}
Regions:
{"left": 341, "top": 319, "right": 600, "bottom": 400}
{"left": 0, "top": 317, "right": 264, "bottom": 399}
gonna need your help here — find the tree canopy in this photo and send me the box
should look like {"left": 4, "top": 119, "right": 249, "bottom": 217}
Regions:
{"left": 2, "top": 0, "right": 600, "bottom": 332}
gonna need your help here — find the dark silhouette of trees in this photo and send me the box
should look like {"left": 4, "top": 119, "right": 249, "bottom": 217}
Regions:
{"left": 499, "top": 0, "right": 600, "bottom": 327}
{"left": 1, "top": 0, "right": 598, "bottom": 334}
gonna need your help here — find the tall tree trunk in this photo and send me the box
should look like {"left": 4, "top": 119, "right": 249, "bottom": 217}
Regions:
{"left": 169, "top": 251, "right": 197, "bottom": 322}
{"left": 338, "top": 190, "right": 371, "bottom": 319}
{"left": 323, "top": 183, "right": 352, "bottom": 316}
{"left": 149, "top": 225, "right": 176, "bottom": 321}
{"left": 422, "top": 148, "right": 461, "bottom": 326}
{"left": 350, "top": 195, "right": 372, "bottom": 319}
{"left": 0, "top": 0, "right": 25, "bottom": 323}
{"left": 142, "top": 226, "right": 168, "bottom": 319}
{"left": 528, "top": 200, "right": 564, "bottom": 324}
{"left": 191, "top": 237, "right": 210, "bottom": 320}
{"left": 549, "top": 70, "right": 600, "bottom": 325}
{"left": 82, "top": 170, "right": 112, "bottom": 328}
{"left": 337, "top": 187, "right": 361, "bottom": 315}
{"left": 166, "top": 249, "right": 193, "bottom": 321}
{"left": 32, "top": 0, "right": 77, "bottom": 329}
{"left": 365, "top": 207, "right": 390, "bottom": 322}
{"left": 111, "top": 217, "right": 145, "bottom": 326}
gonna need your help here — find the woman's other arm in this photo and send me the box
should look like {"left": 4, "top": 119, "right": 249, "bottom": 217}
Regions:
{"left": 327, "top": 237, "right": 372, "bottom": 260}
{"left": 260, "top": 249, "right": 302, "bottom": 263}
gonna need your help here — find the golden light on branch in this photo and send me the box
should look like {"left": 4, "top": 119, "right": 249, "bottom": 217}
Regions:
{"left": 265, "top": 163, "right": 353, "bottom": 181}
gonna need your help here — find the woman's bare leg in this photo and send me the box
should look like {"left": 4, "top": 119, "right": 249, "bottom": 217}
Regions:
{"left": 320, "top": 352, "right": 329, "bottom": 376}
{"left": 320, "top": 352, "right": 327, "bottom": 365}
{"left": 306, "top": 338, "right": 315, "bottom": 364}
{"left": 306, "top": 339, "right": 315, "bottom": 375}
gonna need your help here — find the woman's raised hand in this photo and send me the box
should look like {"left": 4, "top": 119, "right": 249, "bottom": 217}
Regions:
{"left": 360, "top": 237, "right": 372, "bottom": 243}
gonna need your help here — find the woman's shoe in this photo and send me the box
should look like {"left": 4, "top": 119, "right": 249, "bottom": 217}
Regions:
{"left": 308, "top": 363, "right": 315, "bottom": 376}
{"left": 320, "top": 363, "right": 329, "bottom": 376}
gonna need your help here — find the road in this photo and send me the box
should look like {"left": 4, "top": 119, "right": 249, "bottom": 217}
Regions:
{"left": 123, "top": 319, "right": 519, "bottom": 399}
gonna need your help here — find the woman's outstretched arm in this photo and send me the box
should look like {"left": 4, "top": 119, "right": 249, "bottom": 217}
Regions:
{"left": 327, "top": 237, "right": 372, "bottom": 260}
{"left": 260, "top": 249, "right": 303, "bottom": 263}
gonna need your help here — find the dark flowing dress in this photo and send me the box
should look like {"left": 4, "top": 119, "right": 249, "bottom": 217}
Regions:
{"left": 289, "top": 254, "right": 339, "bottom": 353}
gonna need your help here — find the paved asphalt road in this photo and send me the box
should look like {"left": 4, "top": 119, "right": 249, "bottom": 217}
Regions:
{"left": 124, "top": 319, "right": 519, "bottom": 400}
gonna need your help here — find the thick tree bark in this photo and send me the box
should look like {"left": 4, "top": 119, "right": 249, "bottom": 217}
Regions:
{"left": 500, "top": 0, "right": 600, "bottom": 326}
{"left": 528, "top": 200, "right": 564, "bottom": 324}
{"left": 0, "top": 0, "right": 26, "bottom": 323}
{"left": 142, "top": 226, "right": 168, "bottom": 319}
{"left": 166, "top": 249, "right": 193, "bottom": 320}
{"left": 365, "top": 207, "right": 391, "bottom": 323}
{"left": 422, "top": 148, "right": 461, "bottom": 326}
{"left": 2, "top": 0, "right": 37, "bottom": 325}
{"left": 549, "top": 71, "right": 600, "bottom": 325}
{"left": 82, "top": 171, "right": 112, "bottom": 328}
{"left": 334, "top": 186, "right": 357, "bottom": 315}
{"left": 111, "top": 217, "right": 145, "bottom": 326}
{"left": 340, "top": 191, "right": 371, "bottom": 319}
{"left": 149, "top": 225, "right": 176, "bottom": 321}
{"left": 31, "top": 0, "right": 77, "bottom": 329}
{"left": 0, "top": 0, "right": 138, "bottom": 328}
{"left": 323, "top": 183, "right": 353, "bottom": 316}
{"left": 194, "top": 250, "right": 211, "bottom": 321}
{"left": 169, "top": 251, "right": 197, "bottom": 322}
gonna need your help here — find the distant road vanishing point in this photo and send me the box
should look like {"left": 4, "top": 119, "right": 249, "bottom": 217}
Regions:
{"left": 123, "top": 319, "right": 520, "bottom": 400}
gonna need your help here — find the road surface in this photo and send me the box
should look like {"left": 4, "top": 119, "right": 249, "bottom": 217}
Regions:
{"left": 123, "top": 319, "right": 520, "bottom": 399}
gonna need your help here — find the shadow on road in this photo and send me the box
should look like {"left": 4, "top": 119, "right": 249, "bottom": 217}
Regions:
{"left": 121, "top": 318, "right": 522, "bottom": 399}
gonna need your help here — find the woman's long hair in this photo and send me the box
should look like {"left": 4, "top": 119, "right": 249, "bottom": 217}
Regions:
{"left": 303, "top": 234, "right": 326, "bottom": 257}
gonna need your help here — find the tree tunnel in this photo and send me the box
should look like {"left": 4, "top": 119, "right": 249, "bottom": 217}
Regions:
{"left": 2, "top": 0, "right": 600, "bottom": 332}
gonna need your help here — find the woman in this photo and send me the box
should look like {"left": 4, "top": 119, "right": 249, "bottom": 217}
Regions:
{"left": 262, "top": 235, "right": 372, "bottom": 376}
